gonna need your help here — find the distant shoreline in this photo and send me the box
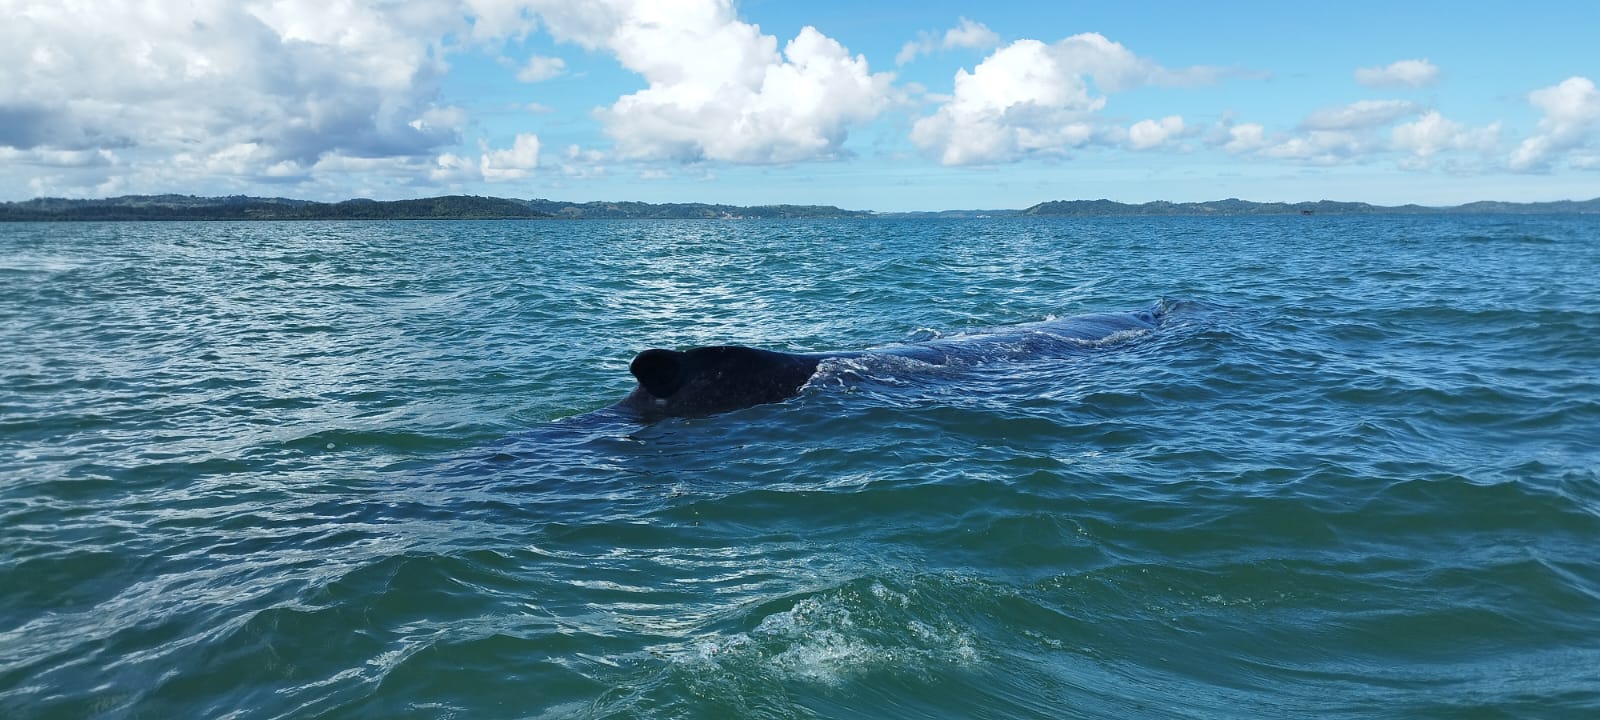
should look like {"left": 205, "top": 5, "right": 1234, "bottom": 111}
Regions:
{"left": 2, "top": 194, "right": 1597, "bottom": 221}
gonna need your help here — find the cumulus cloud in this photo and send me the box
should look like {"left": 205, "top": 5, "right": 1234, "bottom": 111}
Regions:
{"left": 430, "top": 152, "right": 478, "bottom": 182}
{"left": 910, "top": 40, "right": 1099, "bottom": 165}
{"left": 1259, "top": 131, "right": 1371, "bottom": 165}
{"left": 1, "top": 0, "right": 466, "bottom": 191}
{"left": 1392, "top": 111, "right": 1500, "bottom": 168}
{"left": 427, "top": 133, "right": 544, "bottom": 182}
{"left": 911, "top": 33, "right": 1227, "bottom": 165}
{"left": 1355, "top": 59, "right": 1440, "bottom": 88}
{"left": 1301, "top": 99, "right": 1422, "bottom": 131}
{"left": 480, "top": 133, "right": 541, "bottom": 180}
{"left": 944, "top": 17, "right": 1001, "bottom": 50}
{"left": 1212, "top": 104, "right": 1500, "bottom": 170}
{"left": 568, "top": 1, "right": 893, "bottom": 164}
{"left": 1128, "top": 116, "right": 1185, "bottom": 150}
{"left": 14, "top": 1, "right": 1569, "bottom": 198}
{"left": 1510, "top": 76, "right": 1600, "bottom": 172}
{"left": 0, "top": 146, "right": 118, "bottom": 168}
{"left": 1, "top": 0, "right": 896, "bottom": 197}
{"left": 1221, "top": 123, "right": 1270, "bottom": 154}
{"left": 1053, "top": 32, "right": 1231, "bottom": 91}
{"left": 516, "top": 54, "right": 567, "bottom": 82}
{"left": 1220, "top": 99, "right": 1427, "bottom": 165}
{"left": 560, "top": 144, "right": 608, "bottom": 178}
{"left": 462, "top": 0, "right": 542, "bottom": 40}
{"left": 896, "top": 17, "right": 1000, "bottom": 66}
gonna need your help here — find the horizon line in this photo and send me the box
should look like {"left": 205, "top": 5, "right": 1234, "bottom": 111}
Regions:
{"left": 8, "top": 193, "right": 1600, "bottom": 214}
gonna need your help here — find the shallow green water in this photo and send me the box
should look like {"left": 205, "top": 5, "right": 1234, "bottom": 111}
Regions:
{"left": 2, "top": 216, "right": 1598, "bottom": 718}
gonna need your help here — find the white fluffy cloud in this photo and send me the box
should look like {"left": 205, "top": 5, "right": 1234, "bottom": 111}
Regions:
{"left": 1301, "top": 100, "right": 1421, "bottom": 131}
{"left": 1392, "top": 111, "right": 1500, "bottom": 168}
{"left": 1, "top": 0, "right": 469, "bottom": 193}
{"left": 910, "top": 40, "right": 1099, "bottom": 166}
{"left": 1128, "top": 116, "right": 1185, "bottom": 150}
{"left": 567, "top": 1, "right": 892, "bottom": 164}
{"left": 1, "top": 0, "right": 897, "bottom": 196}
{"left": 1259, "top": 131, "right": 1370, "bottom": 165}
{"left": 1355, "top": 59, "right": 1440, "bottom": 88}
{"left": 516, "top": 55, "right": 567, "bottom": 82}
{"left": 0, "top": 147, "right": 118, "bottom": 168}
{"left": 430, "top": 152, "right": 478, "bottom": 182}
{"left": 1213, "top": 101, "right": 1501, "bottom": 169}
{"left": 945, "top": 18, "right": 1001, "bottom": 50}
{"left": 911, "top": 33, "right": 1225, "bottom": 165}
{"left": 1510, "top": 76, "right": 1600, "bottom": 172}
{"left": 1221, "top": 123, "right": 1270, "bottom": 154}
{"left": 427, "top": 133, "right": 543, "bottom": 183}
{"left": 480, "top": 133, "right": 541, "bottom": 180}
{"left": 0, "top": 1, "right": 464, "bottom": 156}
{"left": 7, "top": 2, "right": 1592, "bottom": 200}
{"left": 896, "top": 17, "right": 1000, "bottom": 66}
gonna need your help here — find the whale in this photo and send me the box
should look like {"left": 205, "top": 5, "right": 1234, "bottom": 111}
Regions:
{"left": 611, "top": 305, "right": 1167, "bottom": 421}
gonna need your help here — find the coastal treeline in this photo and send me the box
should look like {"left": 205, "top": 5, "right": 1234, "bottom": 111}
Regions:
{"left": 0, "top": 195, "right": 871, "bottom": 221}
{"left": 1022, "top": 198, "right": 1600, "bottom": 216}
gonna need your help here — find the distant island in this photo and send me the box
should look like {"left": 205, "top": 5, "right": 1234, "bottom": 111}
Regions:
{"left": 1, "top": 194, "right": 1597, "bottom": 221}
{"left": 0, "top": 195, "right": 873, "bottom": 221}
{"left": 1018, "top": 197, "right": 1600, "bottom": 216}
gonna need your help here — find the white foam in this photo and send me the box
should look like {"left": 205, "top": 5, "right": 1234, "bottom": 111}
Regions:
{"left": 669, "top": 585, "right": 979, "bottom": 686}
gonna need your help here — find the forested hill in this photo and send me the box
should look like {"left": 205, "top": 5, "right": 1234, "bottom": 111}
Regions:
{"left": 1022, "top": 197, "right": 1600, "bottom": 216}
{"left": 0, "top": 195, "right": 548, "bottom": 221}
{"left": 0, "top": 195, "right": 871, "bottom": 221}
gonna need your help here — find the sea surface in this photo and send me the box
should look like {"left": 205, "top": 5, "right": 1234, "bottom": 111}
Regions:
{"left": 2, "top": 215, "right": 1598, "bottom": 719}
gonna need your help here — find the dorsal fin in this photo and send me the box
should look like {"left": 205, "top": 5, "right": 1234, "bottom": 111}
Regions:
{"left": 629, "top": 348, "right": 686, "bottom": 398}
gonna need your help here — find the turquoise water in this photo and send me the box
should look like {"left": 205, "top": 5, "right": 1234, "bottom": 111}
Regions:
{"left": 2, "top": 216, "right": 1598, "bottom": 719}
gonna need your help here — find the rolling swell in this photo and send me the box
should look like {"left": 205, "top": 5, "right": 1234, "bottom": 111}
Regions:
{"left": 3, "top": 216, "right": 1600, "bottom": 718}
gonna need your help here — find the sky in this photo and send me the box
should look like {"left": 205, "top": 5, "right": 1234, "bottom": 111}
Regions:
{"left": 3, "top": 0, "right": 1598, "bottom": 211}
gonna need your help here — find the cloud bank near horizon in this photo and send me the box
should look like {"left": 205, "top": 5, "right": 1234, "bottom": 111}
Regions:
{"left": 1, "top": 0, "right": 1596, "bottom": 202}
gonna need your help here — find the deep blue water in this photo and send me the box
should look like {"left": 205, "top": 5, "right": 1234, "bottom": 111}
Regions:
{"left": 2, "top": 215, "right": 1598, "bottom": 719}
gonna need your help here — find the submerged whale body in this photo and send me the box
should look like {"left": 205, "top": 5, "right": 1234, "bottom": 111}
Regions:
{"left": 613, "top": 305, "right": 1167, "bottom": 420}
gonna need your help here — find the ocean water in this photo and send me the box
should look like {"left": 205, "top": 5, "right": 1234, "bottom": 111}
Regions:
{"left": 2, "top": 215, "right": 1597, "bottom": 719}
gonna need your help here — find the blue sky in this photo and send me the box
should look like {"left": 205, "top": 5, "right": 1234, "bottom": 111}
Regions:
{"left": 3, "top": 0, "right": 1597, "bottom": 210}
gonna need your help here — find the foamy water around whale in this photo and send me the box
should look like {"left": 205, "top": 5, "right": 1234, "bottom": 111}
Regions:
{"left": 3, "top": 215, "right": 1598, "bottom": 718}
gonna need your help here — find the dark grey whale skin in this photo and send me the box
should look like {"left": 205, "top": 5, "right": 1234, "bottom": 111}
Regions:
{"left": 609, "top": 307, "right": 1165, "bottom": 421}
